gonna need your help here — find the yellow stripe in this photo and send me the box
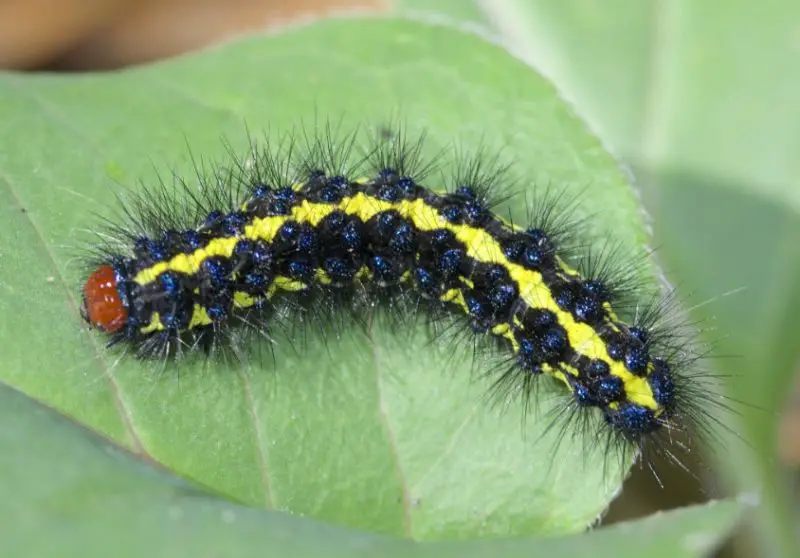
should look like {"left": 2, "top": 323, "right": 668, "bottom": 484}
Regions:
{"left": 132, "top": 188, "right": 658, "bottom": 411}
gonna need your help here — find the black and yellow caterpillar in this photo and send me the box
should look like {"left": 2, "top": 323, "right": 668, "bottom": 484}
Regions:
{"left": 81, "top": 127, "right": 692, "bottom": 450}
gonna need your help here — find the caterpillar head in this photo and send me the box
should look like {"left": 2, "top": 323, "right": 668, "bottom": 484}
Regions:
{"left": 81, "top": 265, "right": 128, "bottom": 334}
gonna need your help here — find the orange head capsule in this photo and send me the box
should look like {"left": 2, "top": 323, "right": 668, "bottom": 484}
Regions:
{"left": 81, "top": 265, "right": 128, "bottom": 333}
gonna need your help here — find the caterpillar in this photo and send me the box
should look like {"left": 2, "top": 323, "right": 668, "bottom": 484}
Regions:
{"left": 78, "top": 123, "right": 719, "bottom": 470}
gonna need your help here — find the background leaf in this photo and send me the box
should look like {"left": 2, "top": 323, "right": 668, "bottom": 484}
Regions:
{"left": 1, "top": 16, "right": 668, "bottom": 542}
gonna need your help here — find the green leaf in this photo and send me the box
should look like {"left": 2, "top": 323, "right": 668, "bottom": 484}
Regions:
{"left": 0, "top": 381, "right": 391, "bottom": 558}
{"left": 0, "top": 13, "right": 707, "bottom": 551}
{"left": 0, "top": 381, "right": 744, "bottom": 557}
